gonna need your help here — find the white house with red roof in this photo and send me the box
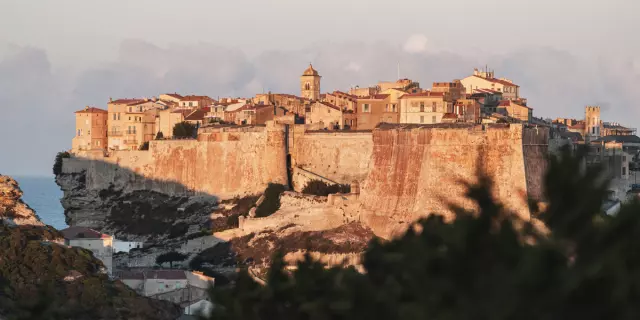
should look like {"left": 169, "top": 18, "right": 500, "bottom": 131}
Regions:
{"left": 460, "top": 68, "right": 520, "bottom": 101}
{"left": 61, "top": 226, "right": 113, "bottom": 274}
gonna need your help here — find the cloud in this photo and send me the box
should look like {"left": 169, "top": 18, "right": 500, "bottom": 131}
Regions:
{"left": 403, "top": 34, "right": 429, "bottom": 54}
{"left": 1, "top": 40, "right": 639, "bottom": 175}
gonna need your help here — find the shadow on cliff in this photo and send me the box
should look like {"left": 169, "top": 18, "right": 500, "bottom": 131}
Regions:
{"left": 56, "top": 155, "right": 237, "bottom": 242}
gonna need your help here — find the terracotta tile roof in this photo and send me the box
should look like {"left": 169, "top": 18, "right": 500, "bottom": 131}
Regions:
{"left": 185, "top": 108, "right": 207, "bottom": 121}
{"left": 181, "top": 95, "right": 213, "bottom": 102}
{"left": 61, "top": 226, "right": 111, "bottom": 240}
{"left": 127, "top": 100, "right": 155, "bottom": 106}
{"left": 498, "top": 100, "right": 532, "bottom": 109}
{"left": 569, "top": 123, "right": 585, "bottom": 130}
{"left": 302, "top": 64, "right": 319, "bottom": 76}
{"left": 75, "top": 107, "right": 107, "bottom": 114}
{"left": 171, "top": 109, "right": 192, "bottom": 117}
{"left": 399, "top": 92, "right": 445, "bottom": 99}
{"left": 360, "top": 94, "right": 390, "bottom": 100}
{"left": 317, "top": 101, "right": 341, "bottom": 111}
{"left": 110, "top": 98, "right": 143, "bottom": 105}
{"left": 164, "top": 93, "right": 183, "bottom": 99}
{"left": 472, "top": 75, "right": 519, "bottom": 87}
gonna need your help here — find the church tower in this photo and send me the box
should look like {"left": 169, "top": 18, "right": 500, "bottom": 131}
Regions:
{"left": 585, "top": 105, "right": 601, "bottom": 140}
{"left": 300, "top": 64, "right": 321, "bottom": 101}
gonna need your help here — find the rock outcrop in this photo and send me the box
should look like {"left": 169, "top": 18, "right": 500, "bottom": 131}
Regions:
{"left": 0, "top": 175, "right": 43, "bottom": 225}
{"left": 0, "top": 222, "right": 181, "bottom": 319}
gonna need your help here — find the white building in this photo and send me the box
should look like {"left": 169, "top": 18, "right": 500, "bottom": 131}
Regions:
{"left": 61, "top": 226, "right": 113, "bottom": 274}
{"left": 113, "top": 240, "right": 144, "bottom": 253}
{"left": 116, "top": 270, "right": 215, "bottom": 305}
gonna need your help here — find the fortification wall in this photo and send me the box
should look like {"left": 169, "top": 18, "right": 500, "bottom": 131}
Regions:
{"left": 67, "top": 122, "right": 288, "bottom": 200}
{"left": 359, "top": 123, "right": 548, "bottom": 238}
{"left": 289, "top": 126, "right": 373, "bottom": 187}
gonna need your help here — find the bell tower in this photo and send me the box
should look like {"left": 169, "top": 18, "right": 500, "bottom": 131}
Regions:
{"left": 300, "top": 64, "right": 321, "bottom": 101}
{"left": 585, "top": 105, "right": 601, "bottom": 139}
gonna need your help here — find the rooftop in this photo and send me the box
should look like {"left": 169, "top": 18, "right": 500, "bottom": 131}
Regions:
{"left": 302, "top": 64, "right": 319, "bottom": 76}
{"left": 61, "top": 226, "right": 111, "bottom": 240}
{"left": 592, "top": 135, "right": 640, "bottom": 144}
{"left": 399, "top": 92, "right": 445, "bottom": 98}
{"left": 75, "top": 107, "right": 107, "bottom": 114}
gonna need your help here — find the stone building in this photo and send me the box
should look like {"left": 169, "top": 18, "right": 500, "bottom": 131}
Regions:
{"left": 323, "top": 91, "right": 357, "bottom": 112}
{"left": 72, "top": 107, "right": 108, "bottom": 152}
{"left": 460, "top": 68, "right": 520, "bottom": 100}
{"left": 585, "top": 105, "right": 602, "bottom": 140}
{"left": 159, "top": 93, "right": 183, "bottom": 103}
{"left": 178, "top": 95, "right": 215, "bottom": 108}
{"left": 497, "top": 100, "right": 532, "bottom": 123}
{"left": 61, "top": 226, "right": 113, "bottom": 274}
{"left": 431, "top": 80, "right": 465, "bottom": 101}
{"left": 398, "top": 92, "right": 453, "bottom": 124}
{"left": 356, "top": 94, "right": 396, "bottom": 130}
{"left": 300, "top": 64, "right": 321, "bottom": 101}
{"left": 453, "top": 99, "right": 481, "bottom": 123}
{"left": 305, "top": 101, "right": 344, "bottom": 130}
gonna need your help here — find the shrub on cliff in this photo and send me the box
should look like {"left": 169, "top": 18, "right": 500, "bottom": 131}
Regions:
{"left": 205, "top": 146, "right": 640, "bottom": 319}
{"left": 156, "top": 251, "right": 188, "bottom": 268}
{"left": 254, "top": 183, "right": 286, "bottom": 218}
{"left": 302, "top": 180, "right": 351, "bottom": 196}
{"left": 52, "top": 151, "right": 70, "bottom": 175}
{"left": 0, "top": 223, "right": 181, "bottom": 319}
{"left": 155, "top": 131, "right": 164, "bottom": 140}
{"left": 173, "top": 121, "right": 196, "bottom": 139}
{"left": 139, "top": 141, "right": 149, "bottom": 150}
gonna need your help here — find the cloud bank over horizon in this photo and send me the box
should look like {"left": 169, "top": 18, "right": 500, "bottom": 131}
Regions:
{"left": 1, "top": 36, "right": 639, "bottom": 176}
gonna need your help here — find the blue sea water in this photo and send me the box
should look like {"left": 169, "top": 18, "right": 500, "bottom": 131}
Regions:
{"left": 13, "top": 176, "right": 67, "bottom": 230}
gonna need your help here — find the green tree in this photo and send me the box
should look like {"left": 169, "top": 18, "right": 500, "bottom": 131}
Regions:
{"left": 173, "top": 122, "right": 196, "bottom": 138}
{"left": 52, "top": 151, "right": 70, "bottom": 175}
{"left": 204, "top": 146, "right": 640, "bottom": 320}
{"left": 156, "top": 251, "right": 188, "bottom": 268}
{"left": 155, "top": 131, "right": 164, "bottom": 140}
{"left": 139, "top": 141, "right": 150, "bottom": 150}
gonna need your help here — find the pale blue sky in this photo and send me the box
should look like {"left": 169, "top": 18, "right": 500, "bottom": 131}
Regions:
{"left": 1, "top": 0, "right": 639, "bottom": 176}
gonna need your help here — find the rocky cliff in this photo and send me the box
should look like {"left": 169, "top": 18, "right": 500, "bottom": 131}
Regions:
{"left": 0, "top": 222, "right": 181, "bottom": 319}
{"left": 0, "top": 175, "right": 43, "bottom": 225}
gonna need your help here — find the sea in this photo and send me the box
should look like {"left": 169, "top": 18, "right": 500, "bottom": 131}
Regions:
{"left": 13, "top": 176, "right": 68, "bottom": 230}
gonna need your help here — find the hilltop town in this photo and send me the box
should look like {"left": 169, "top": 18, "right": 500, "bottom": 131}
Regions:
{"left": 56, "top": 64, "right": 640, "bottom": 316}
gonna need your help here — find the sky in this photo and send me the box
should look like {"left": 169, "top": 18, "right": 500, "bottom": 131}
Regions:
{"left": 1, "top": 0, "right": 639, "bottom": 176}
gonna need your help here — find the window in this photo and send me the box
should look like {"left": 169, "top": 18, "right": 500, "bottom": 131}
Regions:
{"left": 327, "top": 108, "right": 330, "bottom": 114}
{"left": 189, "top": 102, "right": 193, "bottom": 107}
{"left": 420, "top": 102, "right": 425, "bottom": 112}
{"left": 623, "top": 167, "right": 627, "bottom": 176}
{"left": 77, "top": 129, "right": 81, "bottom": 136}
{"left": 88, "top": 130, "right": 91, "bottom": 135}
{"left": 392, "top": 104, "right": 397, "bottom": 112}
{"left": 432, "top": 102, "right": 437, "bottom": 112}
{"left": 363, "top": 104, "right": 370, "bottom": 112}
{"left": 117, "top": 113, "right": 121, "bottom": 120}
{"left": 113, "top": 114, "right": 116, "bottom": 120}
{"left": 432, "top": 116, "right": 436, "bottom": 123}
{"left": 305, "top": 82, "right": 310, "bottom": 90}
{"left": 129, "top": 117, "right": 131, "bottom": 121}
{"left": 128, "top": 107, "right": 132, "bottom": 112}
{"left": 420, "top": 116, "right": 424, "bottom": 123}
{"left": 97, "top": 141, "right": 100, "bottom": 146}
{"left": 385, "top": 104, "right": 389, "bottom": 112}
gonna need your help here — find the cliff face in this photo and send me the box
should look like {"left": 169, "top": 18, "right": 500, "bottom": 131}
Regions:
{"left": 359, "top": 123, "right": 548, "bottom": 237}
{"left": 0, "top": 222, "right": 181, "bottom": 319}
{"left": 0, "top": 175, "right": 43, "bottom": 225}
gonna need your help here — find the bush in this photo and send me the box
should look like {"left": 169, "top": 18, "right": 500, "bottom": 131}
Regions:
{"left": 155, "top": 251, "right": 188, "bottom": 268}
{"left": 167, "top": 222, "right": 189, "bottom": 239}
{"left": 139, "top": 141, "right": 149, "bottom": 151}
{"left": 254, "top": 183, "right": 286, "bottom": 218}
{"left": 52, "top": 151, "right": 70, "bottom": 175}
{"left": 155, "top": 131, "right": 164, "bottom": 140}
{"left": 205, "top": 146, "right": 640, "bottom": 319}
{"left": 173, "top": 122, "right": 196, "bottom": 138}
{"left": 301, "top": 180, "right": 350, "bottom": 196}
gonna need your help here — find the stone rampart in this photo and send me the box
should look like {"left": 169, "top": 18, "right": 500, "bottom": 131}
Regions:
{"left": 289, "top": 126, "right": 373, "bottom": 185}
{"left": 359, "top": 123, "right": 548, "bottom": 238}
{"left": 65, "top": 122, "right": 288, "bottom": 200}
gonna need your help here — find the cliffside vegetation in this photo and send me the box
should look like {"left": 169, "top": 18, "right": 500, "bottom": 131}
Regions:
{"left": 205, "top": 147, "right": 640, "bottom": 319}
{"left": 172, "top": 121, "right": 196, "bottom": 138}
{"left": 52, "top": 151, "right": 70, "bottom": 175}
{"left": 0, "top": 223, "right": 181, "bottom": 320}
{"left": 302, "top": 180, "right": 351, "bottom": 196}
{"left": 254, "top": 183, "right": 286, "bottom": 218}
